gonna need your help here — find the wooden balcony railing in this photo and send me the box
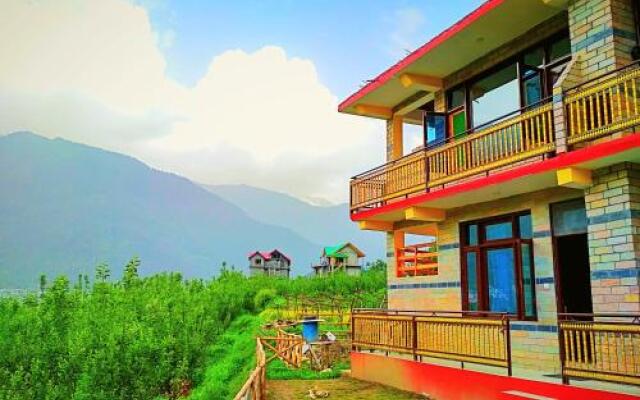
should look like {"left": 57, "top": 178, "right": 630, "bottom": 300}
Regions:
{"left": 565, "top": 63, "right": 640, "bottom": 145}
{"left": 350, "top": 150, "right": 426, "bottom": 210}
{"left": 558, "top": 313, "right": 640, "bottom": 386}
{"left": 351, "top": 309, "right": 512, "bottom": 374}
{"left": 427, "top": 102, "right": 555, "bottom": 187}
{"left": 350, "top": 63, "right": 640, "bottom": 213}
{"left": 396, "top": 242, "right": 438, "bottom": 277}
{"left": 350, "top": 101, "right": 555, "bottom": 212}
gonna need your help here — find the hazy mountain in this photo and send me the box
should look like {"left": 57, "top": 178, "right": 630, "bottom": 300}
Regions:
{"left": 0, "top": 132, "right": 320, "bottom": 288}
{"left": 203, "top": 184, "right": 385, "bottom": 262}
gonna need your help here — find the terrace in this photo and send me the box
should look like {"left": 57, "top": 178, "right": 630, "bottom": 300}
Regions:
{"left": 350, "top": 309, "right": 640, "bottom": 398}
{"left": 350, "top": 62, "right": 640, "bottom": 216}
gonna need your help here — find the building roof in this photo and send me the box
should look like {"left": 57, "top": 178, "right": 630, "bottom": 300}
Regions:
{"left": 323, "top": 243, "right": 365, "bottom": 258}
{"left": 248, "top": 249, "right": 291, "bottom": 263}
{"left": 338, "top": 0, "right": 568, "bottom": 119}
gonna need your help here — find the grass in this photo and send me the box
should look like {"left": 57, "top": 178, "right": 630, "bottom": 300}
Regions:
{"left": 267, "top": 359, "right": 350, "bottom": 380}
{"left": 187, "top": 314, "right": 264, "bottom": 400}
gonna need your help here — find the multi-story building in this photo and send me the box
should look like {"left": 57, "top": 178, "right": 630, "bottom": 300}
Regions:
{"left": 341, "top": 0, "right": 640, "bottom": 398}
{"left": 248, "top": 249, "right": 291, "bottom": 278}
{"left": 312, "top": 243, "right": 364, "bottom": 276}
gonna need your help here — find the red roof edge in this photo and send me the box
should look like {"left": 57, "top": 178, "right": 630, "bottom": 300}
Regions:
{"left": 351, "top": 134, "right": 640, "bottom": 221}
{"left": 337, "top": 0, "right": 505, "bottom": 113}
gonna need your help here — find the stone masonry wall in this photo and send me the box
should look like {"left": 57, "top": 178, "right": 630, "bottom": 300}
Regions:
{"left": 388, "top": 187, "right": 583, "bottom": 373}
{"left": 585, "top": 162, "right": 640, "bottom": 314}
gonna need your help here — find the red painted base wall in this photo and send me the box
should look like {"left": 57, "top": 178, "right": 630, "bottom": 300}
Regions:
{"left": 350, "top": 353, "right": 638, "bottom": 400}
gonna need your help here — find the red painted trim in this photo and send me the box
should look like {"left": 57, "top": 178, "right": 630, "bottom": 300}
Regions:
{"left": 352, "top": 134, "right": 640, "bottom": 221}
{"left": 338, "top": 0, "right": 504, "bottom": 113}
{"left": 351, "top": 352, "right": 639, "bottom": 400}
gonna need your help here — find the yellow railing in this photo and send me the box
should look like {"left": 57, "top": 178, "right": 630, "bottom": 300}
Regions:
{"left": 565, "top": 65, "right": 640, "bottom": 145}
{"left": 351, "top": 309, "right": 512, "bottom": 373}
{"left": 350, "top": 150, "right": 425, "bottom": 210}
{"left": 427, "top": 102, "right": 555, "bottom": 187}
{"left": 350, "top": 102, "right": 554, "bottom": 212}
{"left": 559, "top": 315, "right": 640, "bottom": 386}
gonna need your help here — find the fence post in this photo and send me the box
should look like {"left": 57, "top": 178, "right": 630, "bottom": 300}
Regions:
{"left": 412, "top": 315, "right": 418, "bottom": 361}
{"left": 557, "top": 319, "right": 569, "bottom": 385}
{"left": 505, "top": 317, "right": 512, "bottom": 377}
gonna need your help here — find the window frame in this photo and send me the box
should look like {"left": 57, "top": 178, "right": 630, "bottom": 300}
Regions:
{"left": 441, "top": 29, "right": 571, "bottom": 137}
{"left": 460, "top": 211, "right": 537, "bottom": 321}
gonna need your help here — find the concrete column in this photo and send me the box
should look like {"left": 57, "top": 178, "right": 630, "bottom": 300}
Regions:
{"left": 585, "top": 162, "right": 640, "bottom": 313}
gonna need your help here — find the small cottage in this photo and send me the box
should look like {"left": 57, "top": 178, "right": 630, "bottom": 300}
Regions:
{"left": 248, "top": 249, "right": 291, "bottom": 278}
{"left": 313, "top": 243, "right": 364, "bottom": 276}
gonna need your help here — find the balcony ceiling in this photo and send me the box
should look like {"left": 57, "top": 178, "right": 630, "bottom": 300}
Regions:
{"left": 339, "top": 0, "right": 569, "bottom": 119}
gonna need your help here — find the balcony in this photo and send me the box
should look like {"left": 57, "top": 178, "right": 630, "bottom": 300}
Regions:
{"left": 350, "top": 64, "right": 640, "bottom": 214}
{"left": 351, "top": 310, "right": 640, "bottom": 392}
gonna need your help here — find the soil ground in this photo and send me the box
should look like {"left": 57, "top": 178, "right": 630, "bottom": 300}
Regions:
{"left": 266, "top": 377, "right": 425, "bottom": 400}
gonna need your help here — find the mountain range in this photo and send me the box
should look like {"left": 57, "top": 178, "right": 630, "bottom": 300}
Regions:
{"left": 0, "top": 132, "right": 383, "bottom": 288}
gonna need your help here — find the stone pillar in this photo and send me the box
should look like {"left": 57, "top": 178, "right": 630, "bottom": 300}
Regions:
{"left": 585, "top": 162, "right": 640, "bottom": 313}
{"left": 569, "top": 0, "right": 637, "bottom": 79}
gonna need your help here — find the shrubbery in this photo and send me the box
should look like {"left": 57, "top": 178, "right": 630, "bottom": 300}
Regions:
{"left": 0, "top": 259, "right": 386, "bottom": 400}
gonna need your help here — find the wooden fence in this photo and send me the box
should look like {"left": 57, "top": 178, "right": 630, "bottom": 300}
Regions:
{"left": 233, "top": 330, "right": 304, "bottom": 400}
{"left": 233, "top": 338, "right": 267, "bottom": 400}
{"left": 351, "top": 309, "right": 512, "bottom": 375}
{"left": 558, "top": 313, "right": 640, "bottom": 386}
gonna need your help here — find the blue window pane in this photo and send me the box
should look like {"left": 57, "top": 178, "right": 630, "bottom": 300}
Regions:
{"left": 467, "top": 224, "right": 478, "bottom": 246}
{"left": 519, "top": 214, "right": 532, "bottom": 239}
{"left": 425, "top": 114, "right": 446, "bottom": 147}
{"left": 521, "top": 243, "right": 535, "bottom": 317}
{"left": 466, "top": 252, "right": 478, "bottom": 311}
{"left": 485, "top": 221, "right": 512, "bottom": 240}
{"left": 487, "top": 248, "right": 517, "bottom": 314}
{"left": 523, "top": 74, "right": 542, "bottom": 107}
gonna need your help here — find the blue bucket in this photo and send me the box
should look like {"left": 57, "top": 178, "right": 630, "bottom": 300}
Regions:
{"left": 301, "top": 317, "right": 321, "bottom": 342}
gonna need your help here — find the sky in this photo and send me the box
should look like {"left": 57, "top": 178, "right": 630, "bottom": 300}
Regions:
{"left": 0, "top": 0, "right": 484, "bottom": 204}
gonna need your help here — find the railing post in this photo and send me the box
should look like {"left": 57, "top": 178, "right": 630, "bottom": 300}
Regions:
{"left": 505, "top": 317, "right": 512, "bottom": 377}
{"left": 557, "top": 319, "right": 569, "bottom": 385}
{"left": 412, "top": 315, "right": 418, "bottom": 361}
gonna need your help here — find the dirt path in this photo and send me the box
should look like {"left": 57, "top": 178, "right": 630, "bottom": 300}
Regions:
{"left": 266, "top": 378, "right": 425, "bottom": 400}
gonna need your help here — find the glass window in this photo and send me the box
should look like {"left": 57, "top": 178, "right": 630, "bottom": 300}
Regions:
{"left": 448, "top": 87, "right": 465, "bottom": 109}
{"left": 485, "top": 221, "right": 512, "bottom": 240}
{"left": 461, "top": 211, "right": 536, "bottom": 320}
{"left": 467, "top": 224, "right": 478, "bottom": 246}
{"left": 487, "top": 248, "right": 517, "bottom": 313}
{"left": 549, "top": 36, "right": 571, "bottom": 62}
{"left": 449, "top": 109, "right": 467, "bottom": 137}
{"left": 552, "top": 199, "right": 588, "bottom": 236}
{"left": 470, "top": 63, "right": 519, "bottom": 127}
{"left": 524, "top": 47, "right": 544, "bottom": 67}
{"left": 466, "top": 252, "right": 478, "bottom": 311}
{"left": 521, "top": 243, "right": 536, "bottom": 318}
{"left": 425, "top": 113, "right": 446, "bottom": 147}
{"left": 523, "top": 72, "right": 542, "bottom": 107}
{"left": 519, "top": 214, "right": 532, "bottom": 239}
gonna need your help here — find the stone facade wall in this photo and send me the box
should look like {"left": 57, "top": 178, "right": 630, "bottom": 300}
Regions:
{"left": 569, "top": 0, "right": 636, "bottom": 79}
{"left": 388, "top": 187, "right": 582, "bottom": 373}
{"left": 585, "top": 162, "right": 640, "bottom": 313}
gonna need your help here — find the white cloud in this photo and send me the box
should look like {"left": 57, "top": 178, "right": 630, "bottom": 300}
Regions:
{"left": 0, "top": 0, "right": 382, "bottom": 203}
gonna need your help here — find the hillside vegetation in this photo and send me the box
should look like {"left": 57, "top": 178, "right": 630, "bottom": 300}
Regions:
{"left": 0, "top": 258, "right": 386, "bottom": 400}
